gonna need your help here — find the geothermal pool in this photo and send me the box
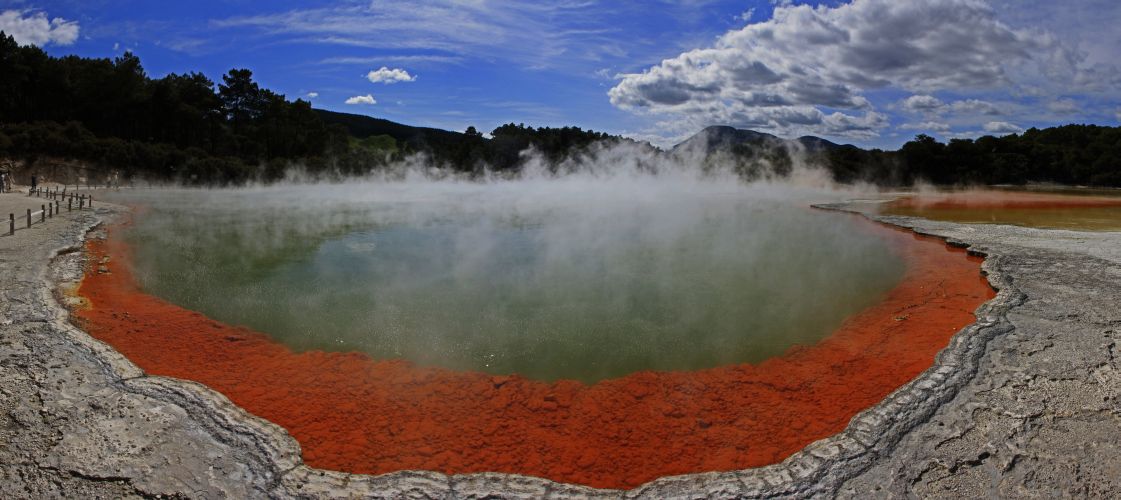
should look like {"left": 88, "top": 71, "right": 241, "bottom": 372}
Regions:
{"left": 880, "top": 188, "right": 1121, "bottom": 231}
{"left": 106, "top": 181, "right": 904, "bottom": 382}
{"left": 79, "top": 178, "right": 994, "bottom": 489}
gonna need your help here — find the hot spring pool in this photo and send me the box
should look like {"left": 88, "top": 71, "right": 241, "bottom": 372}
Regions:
{"left": 106, "top": 180, "right": 905, "bottom": 382}
{"left": 878, "top": 188, "right": 1121, "bottom": 231}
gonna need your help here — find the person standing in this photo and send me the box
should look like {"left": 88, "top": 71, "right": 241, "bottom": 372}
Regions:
{"left": 30, "top": 174, "right": 37, "bottom": 192}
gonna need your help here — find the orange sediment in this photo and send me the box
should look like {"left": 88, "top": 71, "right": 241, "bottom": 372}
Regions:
{"left": 886, "top": 190, "right": 1121, "bottom": 210}
{"left": 73, "top": 216, "right": 994, "bottom": 490}
{"left": 881, "top": 190, "right": 1121, "bottom": 231}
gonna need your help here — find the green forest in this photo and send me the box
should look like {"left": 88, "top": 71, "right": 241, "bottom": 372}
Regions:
{"left": 0, "top": 33, "right": 623, "bottom": 184}
{"left": 1, "top": 32, "right": 1119, "bottom": 186}
{"left": 825, "top": 127, "right": 1121, "bottom": 186}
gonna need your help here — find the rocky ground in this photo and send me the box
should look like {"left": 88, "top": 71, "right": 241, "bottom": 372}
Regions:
{"left": 0, "top": 191, "right": 1118, "bottom": 499}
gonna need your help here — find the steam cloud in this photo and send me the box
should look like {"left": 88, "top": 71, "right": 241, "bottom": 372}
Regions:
{"left": 104, "top": 146, "right": 904, "bottom": 382}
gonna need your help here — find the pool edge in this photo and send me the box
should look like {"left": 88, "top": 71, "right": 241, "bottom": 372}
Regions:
{"left": 6, "top": 197, "right": 1024, "bottom": 498}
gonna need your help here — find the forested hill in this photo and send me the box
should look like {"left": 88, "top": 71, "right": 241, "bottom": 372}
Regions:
{"left": 820, "top": 126, "right": 1121, "bottom": 186}
{"left": 1, "top": 31, "right": 1119, "bottom": 187}
{"left": 0, "top": 33, "right": 627, "bottom": 183}
{"left": 314, "top": 109, "right": 464, "bottom": 146}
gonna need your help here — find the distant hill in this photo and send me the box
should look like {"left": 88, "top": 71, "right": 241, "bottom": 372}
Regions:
{"left": 795, "top": 135, "right": 847, "bottom": 152}
{"left": 314, "top": 109, "right": 470, "bottom": 150}
{"left": 314, "top": 110, "right": 634, "bottom": 173}
{"left": 671, "top": 125, "right": 846, "bottom": 154}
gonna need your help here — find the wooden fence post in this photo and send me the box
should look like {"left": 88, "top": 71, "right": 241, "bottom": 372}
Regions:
{"left": 26, "top": 209, "right": 31, "bottom": 228}
{"left": 55, "top": 200, "right": 60, "bottom": 214}
{"left": 68, "top": 198, "right": 72, "bottom": 212}
{"left": 41, "top": 205, "right": 45, "bottom": 222}
{"left": 8, "top": 213, "right": 13, "bottom": 236}
{"left": 48, "top": 203, "right": 53, "bottom": 218}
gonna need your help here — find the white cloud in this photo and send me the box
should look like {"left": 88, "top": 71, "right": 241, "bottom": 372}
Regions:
{"left": 0, "top": 10, "right": 80, "bottom": 46}
{"left": 949, "top": 99, "right": 1002, "bottom": 115}
{"left": 946, "top": 130, "right": 985, "bottom": 140}
{"left": 983, "top": 121, "right": 1023, "bottom": 134}
{"left": 900, "top": 96, "right": 1003, "bottom": 118}
{"left": 609, "top": 0, "right": 1113, "bottom": 139}
{"left": 735, "top": 8, "right": 755, "bottom": 22}
{"left": 990, "top": 0, "right": 1121, "bottom": 93}
{"left": 321, "top": 55, "right": 463, "bottom": 66}
{"left": 900, "top": 95, "right": 946, "bottom": 113}
{"left": 366, "top": 67, "right": 416, "bottom": 84}
{"left": 900, "top": 121, "right": 951, "bottom": 132}
{"left": 1046, "top": 98, "right": 1078, "bottom": 114}
{"left": 214, "top": 2, "right": 631, "bottom": 72}
{"left": 345, "top": 94, "right": 377, "bottom": 105}
{"left": 306, "top": 92, "right": 319, "bottom": 99}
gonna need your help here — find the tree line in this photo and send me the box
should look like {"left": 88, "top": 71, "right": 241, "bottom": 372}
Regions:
{"left": 1, "top": 32, "right": 1119, "bottom": 187}
{"left": 0, "top": 33, "right": 627, "bottom": 184}
{"left": 824, "top": 127, "right": 1121, "bottom": 187}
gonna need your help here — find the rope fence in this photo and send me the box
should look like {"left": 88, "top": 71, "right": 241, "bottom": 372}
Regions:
{"left": 6, "top": 187, "right": 95, "bottom": 236}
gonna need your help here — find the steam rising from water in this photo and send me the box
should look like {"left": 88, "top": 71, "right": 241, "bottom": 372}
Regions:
{"left": 105, "top": 151, "right": 904, "bottom": 382}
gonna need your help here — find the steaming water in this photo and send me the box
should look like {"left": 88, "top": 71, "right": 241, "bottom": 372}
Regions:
{"left": 105, "top": 177, "right": 905, "bottom": 382}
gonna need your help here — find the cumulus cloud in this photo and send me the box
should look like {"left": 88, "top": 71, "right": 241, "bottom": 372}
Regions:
{"left": 900, "top": 96, "right": 1003, "bottom": 119}
{"left": 306, "top": 92, "right": 319, "bottom": 99}
{"left": 1046, "top": 98, "right": 1078, "bottom": 114}
{"left": 0, "top": 10, "right": 80, "bottom": 46}
{"left": 609, "top": 0, "right": 1081, "bottom": 139}
{"left": 735, "top": 8, "right": 756, "bottom": 23}
{"left": 900, "top": 121, "right": 951, "bottom": 132}
{"left": 366, "top": 66, "right": 417, "bottom": 84}
{"left": 345, "top": 94, "right": 377, "bottom": 105}
{"left": 949, "top": 99, "right": 1002, "bottom": 115}
{"left": 983, "top": 121, "right": 1023, "bottom": 134}
{"left": 900, "top": 95, "right": 946, "bottom": 113}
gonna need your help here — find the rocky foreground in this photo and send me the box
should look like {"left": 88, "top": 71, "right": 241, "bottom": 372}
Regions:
{"left": 1, "top": 193, "right": 1119, "bottom": 498}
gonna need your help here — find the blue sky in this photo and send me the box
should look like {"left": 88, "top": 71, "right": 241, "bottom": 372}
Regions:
{"left": 2, "top": 0, "right": 1120, "bottom": 148}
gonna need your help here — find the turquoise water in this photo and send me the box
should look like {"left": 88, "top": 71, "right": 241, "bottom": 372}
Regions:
{"left": 107, "top": 180, "right": 906, "bottom": 382}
